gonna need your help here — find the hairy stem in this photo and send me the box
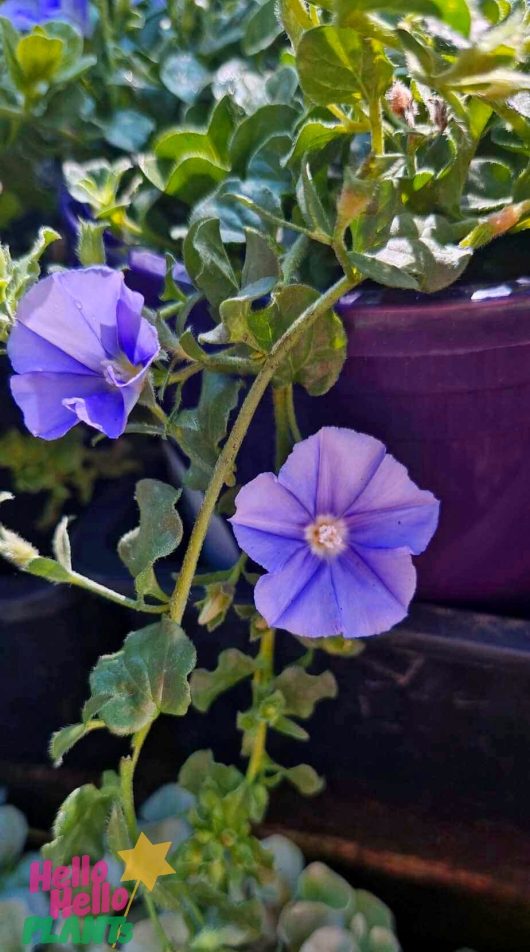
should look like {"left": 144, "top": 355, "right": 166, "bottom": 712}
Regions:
{"left": 67, "top": 570, "right": 166, "bottom": 613}
{"left": 286, "top": 385, "right": 302, "bottom": 444}
{"left": 369, "top": 97, "right": 385, "bottom": 155}
{"left": 168, "top": 274, "right": 354, "bottom": 623}
{"left": 94, "top": 0, "right": 116, "bottom": 82}
{"left": 273, "top": 386, "right": 294, "bottom": 471}
{"left": 121, "top": 723, "right": 151, "bottom": 839}
{"left": 120, "top": 725, "right": 175, "bottom": 951}
{"left": 246, "top": 627, "right": 276, "bottom": 783}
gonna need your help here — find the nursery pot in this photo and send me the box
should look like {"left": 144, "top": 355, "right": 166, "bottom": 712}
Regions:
{"left": 298, "top": 279, "right": 530, "bottom": 611}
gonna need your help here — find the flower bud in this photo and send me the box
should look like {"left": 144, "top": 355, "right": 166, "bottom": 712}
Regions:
{"left": 388, "top": 81, "right": 413, "bottom": 116}
{"left": 488, "top": 204, "right": 523, "bottom": 236}
{"left": 426, "top": 97, "right": 448, "bottom": 132}
{"left": 0, "top": 526, "right": 39, "bottom": 568}
{"left": 461, "top": 202, "right": 530, "bottom": 250}
{"left": 197, "top": 582, "right": 235, "bottom": 628}
{"left": 336, "top": 183, "right": 371, "bottom": 226}
{"left": 387, "top": 81, "right": 417, "bottom": 126}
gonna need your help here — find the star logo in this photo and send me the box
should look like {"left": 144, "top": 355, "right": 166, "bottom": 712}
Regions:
{"left": 118, "top": 832, "right": 175, "bottom": 892}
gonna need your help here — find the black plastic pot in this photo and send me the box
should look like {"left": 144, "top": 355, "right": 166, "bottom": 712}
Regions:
{"left": 0, "top": 571, "right": 121, "bottom": 766}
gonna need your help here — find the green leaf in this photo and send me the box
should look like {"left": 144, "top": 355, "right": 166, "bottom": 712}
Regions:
{"left": 89, "top": 618, "right": 196, "bottom": 735}
{"left": 229, "top": 104, "right": 298, "bottom": 173}
{"left": 0, "top": 805, "right": 27, "bottom": 866}
{"left": 248, "top": 132, "right": 293, "bottom": 196}
{"left": 356, "top": 214, "right": 472, "bottom": 293}
{"left": 24, "top": 556, "right": 72, "bottom": 583}
{"left": 118, "top": 478, "right": 182, "bottom": 598}
{"left": 16, "top": 32, "right": 63, "bottom": 88}
{"left": 242, "top": 228, "right": 281, "bottom": 287}
{"left": 76, "top": 219, "right": 106, "bottom": 267}
{"left": 43, "top": 781, "right": 117, "bottom": 865}
{"left": 275, "top": 667, "right": 338, "bottom": 719}
{"left": 274, "top": 715, "right": 310, "bottom": 741}
{"left": 462, "top": 158, "right": 513, "bottom": 212}
{"left": 219, "top": 231, "right": 280, "bottom": 345}
{"left": 298, "top": 926, "right": 355, "bottom": 951}
{"left": 49, "top": 723, "right": 89, "bottom": 767}
{"left": 178, "top": 749, "right": 215, "bottom": 794}
{"left": 2, "top": 226, "right": 60, "bottom": 321}
{"left": 368, "top": 928, "right": 400, "bottom": 952}
{"left": 297, "top": 26, "right": 363, "bottom": 106}
{"left": 286, "top": 119, "right": 350, "bottom": 170}
{"left": 278, "top": 900, "right": 344, "bottom": 949}
{"left": 102, "top": 109, "right": 154, "bottom": 152}
{"left": 153, "top": 97, "right": 238, "bottom": 202}
{"left": 63, "top": 157, "right": 133, "bottom": 214}
{"left": 52, "top": 515, "right": 72, "bottom": 570}
{"left": 356, "top": 889, "right": 395, "bottom": 931}
{"left": 336, "top": 0, "right": 471, "bottom": 37}
{"left": 183, "top": 217, "right": 239, "bottom": 310}
{"left": 249, "top": 285, "right": 347, "bottom": 395}
{"left": 298, "top": 635, "right": 365, "bottom": 657}
{"left": 191, "top": 649, "right": 255, "bottom": 713}
{"left": 191, "top": 177, "right": 284, "bottom": 243}
{"left": 347, "top": 248, "right": 419, "bottom": 289}
{"left": 283, "top": 764, "right": 325, "bottom": 796}
{"left": 160, "top": 52, "right": 210, "bottom": 103}
{"left": 279, "top": 0, "right": 314, "bottom": 49}
{"left": 107, "top": 801, "right": 132, "bottom": 854}
{"left": 244, "top": 0, "right": 283, "bottom": 55}
{"left": 297, "top": 162, "right": 334, "bottom": 237}
{"left": 173, "top": 373, "right": 243, "bottom": 491}
{"left": 0, "top": 899, "right": 27, "bottom": 952}
{"left": 298, "top": 862, "right": 356, "bottom": 916}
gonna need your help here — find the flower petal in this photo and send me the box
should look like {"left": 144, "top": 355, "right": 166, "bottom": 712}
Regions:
{"left": 345, "top": 454, "right": 440, "bottom": 554}
{"left": 278, "top": 427, "right": 385, "bottom": 518}
{"left": 254, "top": 547, "right": 341, "bottom": 636}
{"left": 63, "top": 388, "right": 127, "bottom": 439}
{"left": 331, "top": 544, "right": 417, "bottom": 638}
{"left": 230, "top": 473, "right": 308, "bottom": 571}
{"left": 9, "top": 372, "right": 93, "bottom": 440}
{"left": 15, "top": 268, "right": 124, "bottom": 372}
{"left": 8, "top": 322, "right": 97, "bottom": 376}
{"left": 116, "top": 282, "right": 158, "bottom": 367}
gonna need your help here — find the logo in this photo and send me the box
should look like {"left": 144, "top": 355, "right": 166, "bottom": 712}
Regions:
{"left": 22, "top": 833, "right": 176, "bottom": 946}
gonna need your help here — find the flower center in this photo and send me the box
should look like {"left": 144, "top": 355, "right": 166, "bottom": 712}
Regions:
{"left": 305, "top": 515, "right": 348, "bottom": 558}
{"left": 101, "top": 354, "right": 142, "bottom": 387}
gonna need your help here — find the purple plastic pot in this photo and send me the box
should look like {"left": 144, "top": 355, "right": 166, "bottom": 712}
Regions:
{"left": 299, "top": 279, "right": 530, "bottom": 611}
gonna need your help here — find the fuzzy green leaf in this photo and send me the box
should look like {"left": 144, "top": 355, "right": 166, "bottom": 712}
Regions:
{"left": 43, "top": 781, "right": 117, "bottom": 865}
{"left": 49, "top": 723, "right": 89, "bottom": 767}
{"left": 244, "top": 0, "right": 283, "bottom": 55}
{"left": 297, "top": 26, "right": 364, "bottom": 106}
{"left": 275, "top": 667, "right": 338, "bottom": 719}
{"left": 191, "top": 649, "right": 255, "bottom": 713}
{"left": 160, "top": 52, "right": 210, "bottom": 103}
{"left": 118, "top": 478, "right": 182, "bottom": 597}
{"left": 284, "top": 764, "right": 325, "bottom": 796}
{"left": 173, "top": 373, "right": 243, "bottom": 491}
{"left": 249, "top": 284, "right": 347, "bottom": 395}
{"left": 89, "top": 619, "right": 196, "bottom": 735}
{"left": 183, "top": 217, "right": 239, "bottom": 309}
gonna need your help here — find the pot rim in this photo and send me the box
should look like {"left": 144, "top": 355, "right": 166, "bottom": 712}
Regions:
{"left": 336, "top": 275, "right": 530, "bottom": 315}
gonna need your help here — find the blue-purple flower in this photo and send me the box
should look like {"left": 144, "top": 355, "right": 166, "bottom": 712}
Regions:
{"left": 230, "top": 428, "right": 440, "bottom": 639}
{"left": 8, "top": 267, "right": 159, "bottom": 440}
{"left": 0, "top": 0, "right": 89, "bottom": 33}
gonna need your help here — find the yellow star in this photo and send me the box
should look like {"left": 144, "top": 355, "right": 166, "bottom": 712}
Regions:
{"left": 117, "top": 832, "right": 175, "bottom": 892}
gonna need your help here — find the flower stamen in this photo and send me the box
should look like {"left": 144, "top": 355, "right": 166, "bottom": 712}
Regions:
{"left": 305, "top": 514, "right": 348, "bottom": 558}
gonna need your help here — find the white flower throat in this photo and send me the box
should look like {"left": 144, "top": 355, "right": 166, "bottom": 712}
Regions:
{"left": 101, "top": 354, "right": 142, "bottom": 387}
{"left": 305, "top": 515, "right": 348, "bottom": 558}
